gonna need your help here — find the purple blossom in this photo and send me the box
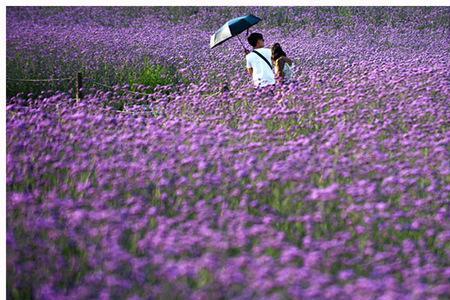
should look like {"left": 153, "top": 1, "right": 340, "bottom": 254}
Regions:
{"left": 6, "top": 6, "right": 450, "bottom": 300}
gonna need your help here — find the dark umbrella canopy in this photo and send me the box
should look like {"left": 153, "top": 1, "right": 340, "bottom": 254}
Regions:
{"left": 210, "top": 14, "right": 261, "bottom": 49}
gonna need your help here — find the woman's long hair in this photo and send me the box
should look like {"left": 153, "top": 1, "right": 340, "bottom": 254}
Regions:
{"left": 271, "top": 43, "right": 287, "bottom": 62}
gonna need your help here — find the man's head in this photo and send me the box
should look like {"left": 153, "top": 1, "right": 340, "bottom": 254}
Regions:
{"left": 247, "top": 32, "right": 264, "bottom": 48}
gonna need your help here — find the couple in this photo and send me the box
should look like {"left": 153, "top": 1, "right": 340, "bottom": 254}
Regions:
{"left": 245, "top": 32, "right": 293, "bottom": 88}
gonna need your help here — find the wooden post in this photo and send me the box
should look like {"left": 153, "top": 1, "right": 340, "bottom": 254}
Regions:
{"left": 76, "top": 72, "right": 83, "bottom": 101}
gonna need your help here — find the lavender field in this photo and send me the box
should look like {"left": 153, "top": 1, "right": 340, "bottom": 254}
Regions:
{"left": 6, "top": 7, "right": 450, "bottom": 300}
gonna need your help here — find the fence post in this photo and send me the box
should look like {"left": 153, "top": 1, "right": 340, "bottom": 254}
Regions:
{"left": 76, "top": 72, "right": 83, "bottom": 101}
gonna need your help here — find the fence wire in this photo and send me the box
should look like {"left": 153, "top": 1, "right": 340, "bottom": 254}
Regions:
{"left": 6, "top": 75, "right": 153, "bottom": 97}
{"left": 6, "top": 77, "right": 73, "bottom": 82}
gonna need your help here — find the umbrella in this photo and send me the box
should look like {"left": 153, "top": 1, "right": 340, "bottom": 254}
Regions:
{"left": 210, "top": 14, "right": 261, "bottom": 50}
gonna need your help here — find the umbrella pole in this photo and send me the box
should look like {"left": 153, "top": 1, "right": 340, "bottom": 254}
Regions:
{"left": 236, "top": 34, "right": 247, "bottom": 51}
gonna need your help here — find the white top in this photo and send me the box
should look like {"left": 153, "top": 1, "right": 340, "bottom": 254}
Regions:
{"left": 283, "top": 62, "right": 293, "bottom": 80}
{"left": 245, "top": 48, "right": 275, "bottom": 87}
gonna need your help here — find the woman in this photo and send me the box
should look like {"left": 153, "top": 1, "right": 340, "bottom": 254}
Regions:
{"left": 271, "top": 43, "right": 293, "bottom": 82}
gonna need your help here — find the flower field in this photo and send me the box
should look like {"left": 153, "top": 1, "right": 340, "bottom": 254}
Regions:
{"left": 6, "top": 7, "right": 450, "bottom": 300}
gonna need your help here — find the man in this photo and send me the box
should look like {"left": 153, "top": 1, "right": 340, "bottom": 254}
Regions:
{"left": 245, "top": 32, "right": 275, "bottom": 88}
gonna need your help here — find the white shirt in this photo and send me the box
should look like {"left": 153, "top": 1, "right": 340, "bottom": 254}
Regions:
{"left": 245, "top": 48, "right": 275, "bottom": 87}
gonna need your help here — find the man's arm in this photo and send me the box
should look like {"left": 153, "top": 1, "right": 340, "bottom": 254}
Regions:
{"left": 245, "top": 51, "right": 253, "bottom": 77}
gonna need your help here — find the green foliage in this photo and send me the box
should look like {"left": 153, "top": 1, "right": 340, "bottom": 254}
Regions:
{"left": 128, "top": 61, "right": 179, "bottom": 93}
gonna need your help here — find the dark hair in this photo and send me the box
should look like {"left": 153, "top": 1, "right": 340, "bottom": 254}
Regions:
{"left": 271, "top": 43, "right": 287, "bottom": 62}
{"left": 247, "top": 32, "right": 263, "bottom": 48}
